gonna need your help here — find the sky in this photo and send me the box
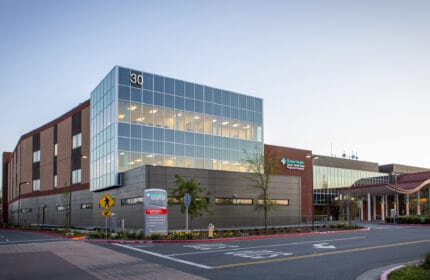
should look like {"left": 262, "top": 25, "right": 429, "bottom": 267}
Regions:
{"left": 1, "top": 0, "right": 429, "bottom": 188}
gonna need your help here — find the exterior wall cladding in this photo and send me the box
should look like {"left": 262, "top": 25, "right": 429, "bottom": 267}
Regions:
{"left": 6, "top": 164, "right": 303, "bottom": 230}
{"left": 5, "top": 101, "right": 90, "bottom": 226}
{"left": 264, "top": 145, "right": 313, "bottom": 222}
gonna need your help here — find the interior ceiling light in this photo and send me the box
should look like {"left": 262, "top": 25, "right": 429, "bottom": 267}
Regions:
{"left": 135, "top": 159, "right": 142, "bottom": 162}
{"left": 232, "top": 123, "right": 239, "bottom": 127}
{"left": 177, "top": 113, "right": 182, "bottom": 117}
{"left": 119, "top": 152, "right": 125, "bottom": 155}
{"left": 149, "top": 109, "right": 158, "bottom": 114}
{"left": 118, "top": 114, "right": 125, "bottom": 119}
{"left": 212, "top": 119, "right": 217, "bottom": 122}
{"left": 146, "top": 154, "right": 154, "bottom": 158}
{"left": 222, "top": 121, "right": 229, "bottom": 125}
{"left": 245, "top": 125, "right": 250, "bottom": 129}
{"left": 194, "top": 116, "right": 200, "bottom": 119}
{"left": 129, "top": 105, "right": 137, "bottom": 111}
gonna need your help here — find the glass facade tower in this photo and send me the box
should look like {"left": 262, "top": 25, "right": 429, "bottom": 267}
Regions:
{"left": 90, "top": 66, "right": 264, "bottom": 191}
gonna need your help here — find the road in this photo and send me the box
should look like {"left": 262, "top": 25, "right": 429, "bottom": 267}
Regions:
{"left": 106, "top": 224, "right": 430, "bottom": 280}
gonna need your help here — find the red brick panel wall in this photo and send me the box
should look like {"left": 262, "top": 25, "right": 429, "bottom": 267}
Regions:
{"left": 81, "top": 106, "right": 90, "bottom": 184}
{"left": 264, "top": 145, "right": 313, "bottom": 220}
{"left": 40, "top": 127, "right": 54, "bottom": 191}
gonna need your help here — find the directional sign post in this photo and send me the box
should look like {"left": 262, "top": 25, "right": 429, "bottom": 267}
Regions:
{"left": 184, "top": 193, "right": 191, "bottom": 231}
{"left": 99, "top": 194, "right": 115, "bottom": 239}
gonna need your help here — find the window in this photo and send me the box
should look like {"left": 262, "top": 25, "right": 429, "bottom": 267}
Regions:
{"left": 33, "top": 150, "right": 40, "bottom": 162}
{"left": 72, "top": 169, "right": 81, "bottom": 184}
{"left": 121, "top": 196, "right": 143, "bottom": 206}
{"left": 215, "top": 198, "right": 253, "bottom": 205}
{"left": 32, "top": 179, "right": 40, "bottom": 191}
{"left": 72, "top": 133, "right": 82, "bottom": 149}
{"left": 54, "top": 144, "right": 58, "bottom": 156}
{"left": 81, "top": 203, "right": 93, "bottom": 209}
{"left": 257, "top": 199, "right": 289, "bottom": 206}
{"left": 54, "top": 175, "right": 58, "bottom": 188}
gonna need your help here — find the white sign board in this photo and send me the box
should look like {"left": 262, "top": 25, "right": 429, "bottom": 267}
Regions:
{"left": 144, "top": 189, "right": 168, "bottom": 235}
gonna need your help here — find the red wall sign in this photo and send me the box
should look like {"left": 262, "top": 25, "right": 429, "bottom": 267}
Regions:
{"left": 145, "top": 208, "right": 168, "bottom": 215}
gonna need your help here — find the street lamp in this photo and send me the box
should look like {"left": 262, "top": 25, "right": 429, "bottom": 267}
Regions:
{"left": 306, "top": 154, "right": 319, "bottom": 230}
{"left": 391, "top": 172, "right": 400, "bottom": 223}
{"left": 17, "top": 181, "right": 30, "bottom": 226}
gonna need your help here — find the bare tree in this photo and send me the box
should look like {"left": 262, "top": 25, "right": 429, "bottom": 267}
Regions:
{"left": 244, "top": 146, "right": 275, "bottom": 232}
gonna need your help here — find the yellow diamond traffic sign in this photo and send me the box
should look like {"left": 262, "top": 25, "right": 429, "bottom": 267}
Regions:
{"left": 99, "top": 194, "right": 115, "bottom": 209}
{"left": 101, "top": 209, "right": 112, "bottom": 217}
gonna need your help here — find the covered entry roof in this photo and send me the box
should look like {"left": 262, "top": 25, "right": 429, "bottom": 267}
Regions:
{"left": 346, "top": 171, "right": 430, "bottom": 196}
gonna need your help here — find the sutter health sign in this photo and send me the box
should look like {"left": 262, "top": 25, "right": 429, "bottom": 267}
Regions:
{"left": 144, "top": 189, "right": 168, "bottom": 235}
{"left": 280, "top": 157, "right": 305, "bottom": 171}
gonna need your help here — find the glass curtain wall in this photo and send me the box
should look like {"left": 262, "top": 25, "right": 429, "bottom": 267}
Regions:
{"left": 116, "top": 67, "right": 264, "bottom": 175}
{"left": 90, "top": 68, "right": 117, "bottom": 191}
{"left": 313, "top": 165, "right": 389, "bottom": 205}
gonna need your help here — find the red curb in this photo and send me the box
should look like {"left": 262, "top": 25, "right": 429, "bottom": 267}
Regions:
{"left": 84, "top": 227, "right": 370, "bottom": 244}
{"left": 380, "top": 265, "right": 404, "bottom": 280}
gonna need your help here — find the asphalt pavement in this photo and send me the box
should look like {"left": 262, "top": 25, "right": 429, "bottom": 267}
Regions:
{"left": 104, "top": 224, "right": 430, "bottom": 280}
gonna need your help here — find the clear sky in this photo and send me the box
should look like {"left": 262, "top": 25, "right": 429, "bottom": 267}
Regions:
{"left": 1, "top": 0, "right": 429, "bottom": 188}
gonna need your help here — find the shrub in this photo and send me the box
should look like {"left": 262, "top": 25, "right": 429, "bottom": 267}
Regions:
{"left": 168, "top": 231, "right": 200, "bottom": 240}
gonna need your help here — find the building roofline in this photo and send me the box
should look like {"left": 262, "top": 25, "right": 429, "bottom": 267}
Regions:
{"left": 13, "top": 99, "right": 90, "bottom": 152}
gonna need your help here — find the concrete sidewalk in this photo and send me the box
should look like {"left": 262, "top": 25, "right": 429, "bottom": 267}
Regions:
{"left": 0, "top": 240, "right": 206, "bottom": 280}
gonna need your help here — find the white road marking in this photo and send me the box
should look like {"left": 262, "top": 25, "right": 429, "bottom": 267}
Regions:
{"left": 113, "top": 243, "right": 213, "bottom": 269}
{"left": 313, "top": 243, "right": 336, "bottom": 249}
{"left": 168, "top": 236, "right": 365, "bottom": 257}
{"left": 225, "top": 250, "right": 293, "bottom": 259}
{"left": 184, "top": 243, "right": 239, "bottom": 251}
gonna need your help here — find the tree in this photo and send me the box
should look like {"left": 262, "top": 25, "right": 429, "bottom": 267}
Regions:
{"left": 61, "top": 183, "right": 70, "bottom": 232}
{"left": 244, "top": 146, "right": 275, "bottom": 232}
{"left": 169, "top": 174, "right": 212, "bottom": 229}
{"left": 334, "top": 193, "right": 359, "bottom": 223}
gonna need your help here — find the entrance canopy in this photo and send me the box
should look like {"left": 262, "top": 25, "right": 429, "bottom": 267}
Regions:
{"left": 345, "top": 171, "right": 430, "bottom": 196}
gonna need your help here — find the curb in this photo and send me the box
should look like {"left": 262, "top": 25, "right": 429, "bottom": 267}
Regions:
{"left": 0, "top": 228, "right": 66, "bottom": 238}
{"left": 84, "top": 227, "right": 370, "bottom": 244}
{"left": 379, "top": 265, "right": 404, "bottom": 280}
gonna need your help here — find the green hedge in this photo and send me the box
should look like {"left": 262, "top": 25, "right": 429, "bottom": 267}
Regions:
{"left": 385, "top": 215, "right": 430, "bottom": 224}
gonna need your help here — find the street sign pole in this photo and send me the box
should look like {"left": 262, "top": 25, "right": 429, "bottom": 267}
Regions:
{"left": 186, "top": 206, "right": 188, "bottom": 231}
{"left": 184, "top": 193, "right": 191, "bottom": 232}
{"left": 105, "top": 216, "right": 107, "bottom": 239}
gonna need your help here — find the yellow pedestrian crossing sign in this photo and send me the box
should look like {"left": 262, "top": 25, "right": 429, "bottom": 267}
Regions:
{"left": 99, "top": 194, "right": 115, "bottom": 209}
{"left": 101, "top": 209, "right": 112, "bottom": 216}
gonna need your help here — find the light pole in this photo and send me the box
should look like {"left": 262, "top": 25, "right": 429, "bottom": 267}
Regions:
{"left": 306, "top": 154, "right": 319, "bottom": 230}
{"left": 17, "top": 182, "right": 30, "bottom": 226}
{"left": 391, "top": 172, "right": 399, "bottom": 223}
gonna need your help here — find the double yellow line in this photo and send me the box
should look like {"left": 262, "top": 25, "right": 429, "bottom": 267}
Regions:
{"left": 215, "top": 239, "right": 430, "bottom": 269}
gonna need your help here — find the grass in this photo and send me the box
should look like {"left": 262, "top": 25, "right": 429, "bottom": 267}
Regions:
{"left": 389, "top": 252, "right": 430, "bottom": 280}
{"left": 388, "top": 265, "right": 430, "bottom": 280}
